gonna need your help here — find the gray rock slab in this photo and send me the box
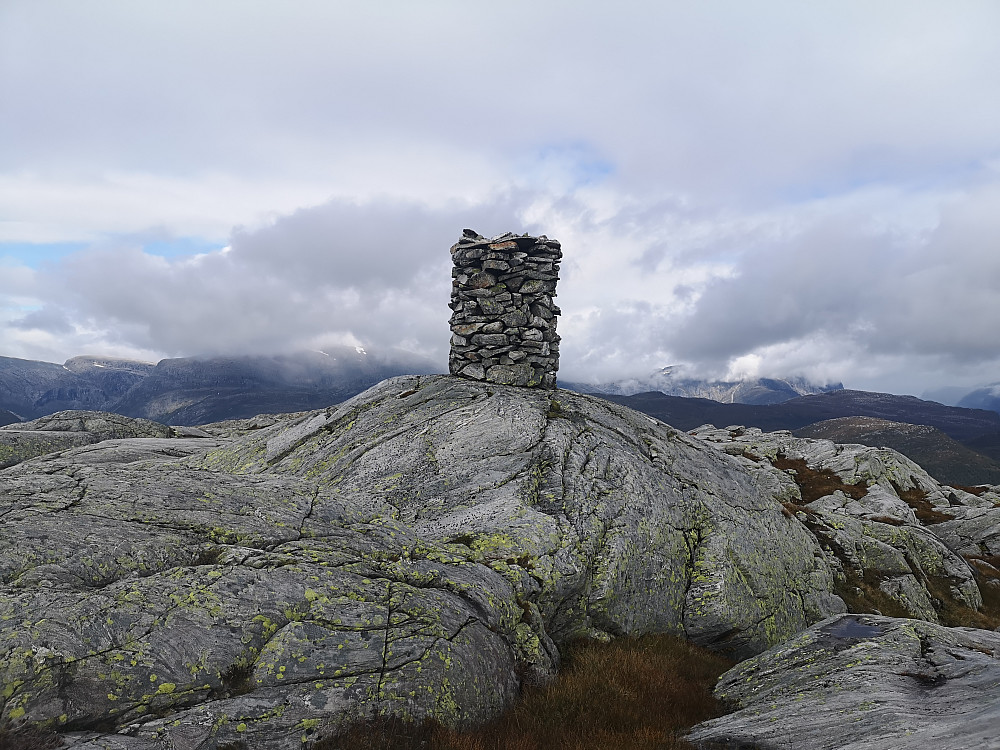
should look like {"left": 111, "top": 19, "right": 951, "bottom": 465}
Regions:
{"left": 0, "top": 411, "right": 176, "bottom": 469}
{"left": 3, "top": 410, "right": 172, "bottom": 440}
{"left": 688, "top": 613, "right": 1000, "bottom": 750}
{"left": 16, "top": 377, "right": 1000, "bottom": 747}
{"left": 690, "top": 425, "right": 987, "bottom": 622}
{"left": 0, "top": 430, "right": 96, "bottom": 469}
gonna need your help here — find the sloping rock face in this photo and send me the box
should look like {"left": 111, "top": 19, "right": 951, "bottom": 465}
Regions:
{"left": 0, "top": 411, "right": 173, "bottom": 469}
{"left": 1, "top": 376, "right": 847, "bottom": 749}
{"left": 688, "top": 613, "right": 1000, "bottom": 750}
{"left": 690, "top": 426, "right": 998, "bottom": 627}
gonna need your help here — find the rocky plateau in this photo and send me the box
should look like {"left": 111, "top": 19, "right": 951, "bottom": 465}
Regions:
{"left": 1, "top": 375, "right": 1000, "bottom": 749}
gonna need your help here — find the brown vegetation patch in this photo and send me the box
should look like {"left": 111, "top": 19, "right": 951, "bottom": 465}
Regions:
{"left": 949, "top": 484, "right": 989, "bottom": 497}
{"left": 958, "top": 556, "right": 1000, "bottom": 629}
{"left": 314, "top": 634, "right": 733, "bottom": 750}
{"left": 833, "top": 568, "right": 911, "bottom": 620}
{"left": 771, "top": 455, "right": 867, "bottom": 504}
{"left": 891, "top": 482, "right": 954, "bottom": 525}
{"left": 866, "top": 515, "right": 907, "bottom": 526}
{"left": 0, "top": 724, "right": 63, "bottom": 749}
{"left": 780, "top": 502, "right": 819, "bottom": 520}
{"left": 925, "top": 575, "right": 1000, "bottom": 630}
{"left": 964, "top": 554, "right": 1000, "bottom": 580}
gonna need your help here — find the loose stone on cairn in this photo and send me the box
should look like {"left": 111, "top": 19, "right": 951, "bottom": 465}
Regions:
{"left": 448, "top": 229, "right": 562, "bottom": 388}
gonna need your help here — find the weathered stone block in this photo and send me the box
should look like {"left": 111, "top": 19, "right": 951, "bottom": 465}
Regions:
{"left": 519, "top": 279, "right": 553, "bottom": 295}
{"left": 502, "top": 310, "right": 528, "bottom": 327}
{"left": 453, "top": 322, "right": 483, "bottom": 336}
{"left": 486, "top": 363, "right": 538, "bottom": 386}
{"left": 467, "top": 272, "right": 497, "bottom": 289}
{"left": 460, "top": 363, "right": 486, "bottom": 380}
{"left": 473, "top": 333, "right": 509, "bottom": 347}
{"left": 477, "top": 298, "right": 505, "bottom": 316}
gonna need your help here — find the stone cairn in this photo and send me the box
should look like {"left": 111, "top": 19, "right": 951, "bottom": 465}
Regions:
{"left": 449, "top": 229, "right": 561, "bottom": 388}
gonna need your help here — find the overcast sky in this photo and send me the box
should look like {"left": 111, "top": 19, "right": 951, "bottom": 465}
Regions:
{"left": 3, "top": 1, "right": 1000, "bottom": 397}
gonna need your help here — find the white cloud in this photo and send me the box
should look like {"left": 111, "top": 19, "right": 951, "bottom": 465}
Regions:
{"left": 2, "top": 1, "right": 1000, "bottom": 394}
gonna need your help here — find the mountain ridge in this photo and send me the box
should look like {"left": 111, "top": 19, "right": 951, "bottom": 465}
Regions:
{"left": 601, "top": 388, "right": 1000, "bottom": 443}
{"left": 564, "top": 365, "right": 843, "bottom": 404}
{"left": 0, "top": 349, "right": 441, "bottom": 424}
{"left": 792, "top": 416, "right": 1000, "bottom": 486}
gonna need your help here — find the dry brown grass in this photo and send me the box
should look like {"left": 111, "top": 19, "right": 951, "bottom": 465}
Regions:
{"left": 0, "top": 725, "right": 63, "bottom": 750}
{"left": 964, "top": 554, "right": 1000, "bottom": 579}
{"left": 891, "top": 482, "right": 955, "bottom": 524}
{"left": 925, "top": 575, "right": 1000, "bottom": 630}
{"left": 866, "top": 515, "right": 907, "bottom": 527}
{"left": 833, "top": 568, "right": 911, "bottom": 619}
{"left": 780, "top": 501, "right": 819, "bottom": 519}
{"left": 949, "top": 484, "right": 990, "bottom": 496}
{"left": 314, "top": 634, "right": 733, "bottom": 750}
{"left": 771, "top": 455, "right": 867, "bottom": 504}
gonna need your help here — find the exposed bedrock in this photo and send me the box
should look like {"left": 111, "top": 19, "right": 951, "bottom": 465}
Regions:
{"left": 689, "top": 613, "right": 1000, "bottom": 750}
{"left": 1, "top": 375, "right": 844, "bottom": 748}
{"left": 3, "top": 377, "right": 999, "bottom": 748}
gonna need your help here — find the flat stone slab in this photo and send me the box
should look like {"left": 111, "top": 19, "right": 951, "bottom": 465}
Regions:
{"left": 689, "top": 613, "right": 1000, "bottom": 750}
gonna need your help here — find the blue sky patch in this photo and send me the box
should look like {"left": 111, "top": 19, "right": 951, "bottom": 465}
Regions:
{"left": 0, "top": 237, "right": 226, "bottom": 268}
{"left": 0, "top": 242, "right": 90, "bottom": 268}
{"left": 141, "top": 236, "right": 227, "bottom": 258}
{"left": 521, "top": 142, "right": 616, "bottom": 189}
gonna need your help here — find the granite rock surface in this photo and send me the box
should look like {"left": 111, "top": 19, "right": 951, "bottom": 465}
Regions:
{"left": 2, "top": 378, "right": 998, "bottom": 748}
{"left": 689, "top": 613, "right": 1000, "bottom": 750}
{"left": 1, "top": 376, "right": 845, "bottom": 748}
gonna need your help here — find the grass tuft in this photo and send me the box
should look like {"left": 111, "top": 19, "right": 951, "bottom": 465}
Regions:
{"left": 313, "top": 633, "right": 733, "bottom": 750}
{"left": 771, "top": 455, "right": 867, "bottom": 504}
{"left": 0, "top": 724, "right": 63, "bottom": 750}
{"left": 891, "top": 482, "right": 954, "bottom": 524}
{"left": 833, "top": 568, "right": 911, "bottom": 619}
{"left": 216, "top": 660, "right": 255, "bottom": 698}
{"left": 948, "top": 484, "right": 989, "bottom": 497}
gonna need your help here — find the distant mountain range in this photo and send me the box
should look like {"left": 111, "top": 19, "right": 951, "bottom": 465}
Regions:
{"left": 794, "top": 417, "right": 1000, "bottom": 487}
{"left": 599, "top": 389, "right": 1000, "bottom": 486}
{"left": 5, "top": 352, "right": 1000, "bottom": 486}
{"left": 564, "top": 366, "right": 843, "bottom": 405}
{"left": 600, "top": 388, "right": 1000, "bottom": 439}
{"left": 958, "top": 383, "right": 1000, "bottom": 413}
{"left": 0, "top": 349, "right": 439, "bottom": 425}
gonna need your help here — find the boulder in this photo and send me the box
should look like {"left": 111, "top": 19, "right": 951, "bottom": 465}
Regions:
{"left": 688, "top": 613, "right": 1000, "bottom": 750}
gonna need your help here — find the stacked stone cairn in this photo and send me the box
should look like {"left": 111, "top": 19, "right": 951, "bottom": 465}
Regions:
{"left": 449, "top": 229, "right": 562, "bottom": 388}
